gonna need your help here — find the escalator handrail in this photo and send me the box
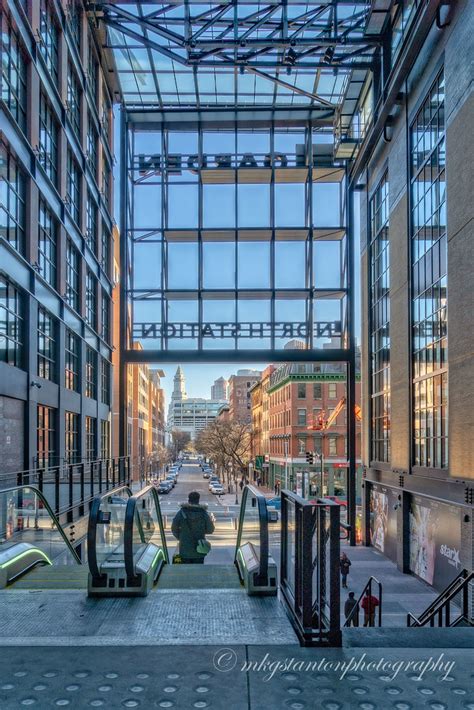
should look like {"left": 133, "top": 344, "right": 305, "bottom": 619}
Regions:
{"left": 234, "top": 484, "right": 269, "bottom": 585}
{"left": 87, "top": 485, "right": 132, "bottom": 579}
{"left": 0, "top": 485, "right": 81, "bottom": 565}
{"left": 124, "top": 484, "right": 169, "bottom": 580}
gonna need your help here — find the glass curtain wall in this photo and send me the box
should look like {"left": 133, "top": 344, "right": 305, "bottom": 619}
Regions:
{"left": 410, "top": 70, "right": 447, "bottom": 469}
{"left": 127, "top": 123, "right": 348, "bottom": 355}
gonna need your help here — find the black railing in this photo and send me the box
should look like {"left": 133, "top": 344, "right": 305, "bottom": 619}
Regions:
{"left": 234, "top": 484, "right": 269, "bottom": 587}
{"left": 87, "top": 485, "right": 133, "bottom": 581}
{"left": 0, "top": 458, "right": 131, "bottom": 526}
{"left": 280, "top": 491, "right": 341, "bottom": 647}
{"left": 344, "top": 576, "right": 382, "bottom": 627}
{"left": 407, "top": 569, "right": 474, "bottom": 628}
{"left": 124, "top": 485, "right": 169, "bottom": 582}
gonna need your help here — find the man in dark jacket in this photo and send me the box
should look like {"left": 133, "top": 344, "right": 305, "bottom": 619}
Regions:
{"left": 344, "top": 591, "right": 359, "bottom": 627}
{"left": 171, "top": 491, "right": 215, "bottom": 564}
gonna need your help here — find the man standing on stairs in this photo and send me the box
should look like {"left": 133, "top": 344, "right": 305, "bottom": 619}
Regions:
{"left": 171, "top": 491, "right": 215, "bottom": 564}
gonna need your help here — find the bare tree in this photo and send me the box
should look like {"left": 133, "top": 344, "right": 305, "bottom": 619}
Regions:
{"left": 169, "top": 429, "right": 191, "bottom": 460}
{"left": 195, "top": 420, "right": 251, "bottom": 485}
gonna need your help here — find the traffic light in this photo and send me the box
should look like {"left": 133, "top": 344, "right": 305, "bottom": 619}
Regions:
{"left": 305, "top": 451, "right": 314, "bottom": 465}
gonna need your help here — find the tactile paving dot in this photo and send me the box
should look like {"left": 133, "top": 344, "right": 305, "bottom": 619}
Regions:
{"left": 130, "top": 685, "right": 144, "bottom": 693}
{"left": 89, "top": 702, "right": 105, "bottom": 707}
{"left": 122, "top": 701, "right": 140, "bottom": 708}
{"left": 20, "top": 700, "right": 36, "bottom": 706}
{"left": 197, "top": 673, "right": 211, "bottom": 680}
{"left": 379, "top": 675, "right": 392, "bottom": 682}
{"left": 393, "top": 704, "right": 411, "bottom": 709}
{"left": 430, "top": 704, "right": 446, "bottom": 709}
{"left": 157, "top": 702, "right": 174, "bottom": 709}
{"left": 346, "top": 674, "right": 361, "bottom": 681}
{"left": 55, "top": 700, "right": 70, "bottom": 706}
{"left": 463, "top": 704, "right": 474, "bottom": 709}
{"left": 105, "top": 673, "right": 119, "bottom": 679}
{"left": 66, "top": 685, "right": 80, "bottom": 692}
{"left": 418, "top": 688, "right": 435, "bottom": 695}
{"left": 14, "top": 671, "right": 28, "bottom": 677}
{"left": 453, "top": 689, "right": 467, "bottom": 695}
{"left": 195, "top": 686, "right": 209, "bottom": 694}
{"left": 322, "top": 703, "right": 341, "bottom": 710}
{"left": 98, "top": 685, "right": 112, "bottom": 692}
{"left": 33, "top": 685, "right": 47, "bottom": 691}
{"left": 193, "top": 703, "right": 209, "bottom": 709}
{"left": 74, "top": 672, "right": 90, "bottom": 678}
{"left": 287, "top": 687, "right": 302, "bottom": 695}
{"left": 137, "top": 674, "right": 149, "bottom": 680}
{"left": 167, "top": 674, "right": 180, "bottom": 680}
{"left": 163, "top": 686, "right": 177, "bottom": 693}
{"left": 43, "top": 672, "right": 57, "bottom": 678}
{"left": 319, "top": 688, "right": 334, "bottom": 695}
{"left": 286, "top": 703, "right": 305, "bottom": 710}
{"left": 385, "top": 687, "right": 402, "bottom": 695}
{"left": 282, "top": 673, "right": 298, "bottom": 681}
{"left": 353, "top": 687, "right": 368, "bottom": 695}
{"left": 2, "top": 684, "right": 14, "bottom": 690}
{"left": 359, "top": 703, "right": 376, "bottom": 710}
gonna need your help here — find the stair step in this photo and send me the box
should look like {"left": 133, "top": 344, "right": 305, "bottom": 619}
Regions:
{"left": 11, "top": 566, "right": 89, "bottom": 590}
{"left": 156, "top": 564, "right": 243, "bottom": 590}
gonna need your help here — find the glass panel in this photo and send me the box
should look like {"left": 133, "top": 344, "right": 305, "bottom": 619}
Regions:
{"left": 94, "top": 488, "right": 131, "bottom": 570}
{"left": 133, "top": 241, "right": 162, "bottom": 289}
{"left": 238, "top": 490, "right": 262, "bottom": 559}
{"left": 275, "top": 184, "right": 306, "bottom": 227}
{"left": 238, "top": 185, "right": 270, "bottom": 227}
{"left": 0, "top": 487, "right": 78, "bottom": 565}
{"left": 313, "top": 241, "right": 342, "bottom": 288}
{"left": 275, "top": 241, "right": 306, "bottom": 288}
{"left": 133, "top": 185, "right": 161, "bottom": 229}
{"left": 167, "top": 242, "right": 198, "bottom": 289}
{"left": 313, "top": 183, "right": 341, "bottom": 227}
{"left": 168, "top": 185, "right": 198, "bottom": 228}
{"left": 203, "top": 242, "right": 235, "bottom": 289}
{"left": 129, "top": 487, "right": 167, "bottom": 563}
{"left": 237, "top": 242, "right": 270, "bottom": 288}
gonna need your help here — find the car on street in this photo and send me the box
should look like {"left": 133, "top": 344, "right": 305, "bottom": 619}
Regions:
{"left": 210, "top": 483, "right": 224, "bottom": 495}
{"left": 203, "top": 471, "right": 211, "bottom": 479}
{"left": 165, "top": 475, "right": 176, "bottom": 487}
{"left": 266, "top": 496, "right": 280, "bottom": 522}
{"left": 266, "top": 496, "right": 281, "bottom": 510}
{"left": 157, "top": 481, "right": 172, "bottom": 494}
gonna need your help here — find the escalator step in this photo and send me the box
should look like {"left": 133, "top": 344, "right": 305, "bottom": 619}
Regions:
{"left": 10, "top": 566, "right": 89, "bottom": 590}
{"left": 156, "top": 564, "right": 242, "bottom": 590}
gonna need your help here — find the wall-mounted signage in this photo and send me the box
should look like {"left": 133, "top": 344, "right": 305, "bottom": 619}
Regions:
{"left": 369, "top": 484, "right": 398, "bottom": 563}
{"left": 137, "top": 150, "right": 309, "bottom": 175}
{"left": 409, "top": 496, "right": 461, "bottom": 592}
{"left": 133, "top": 321, "right": 342, "bottom": 340}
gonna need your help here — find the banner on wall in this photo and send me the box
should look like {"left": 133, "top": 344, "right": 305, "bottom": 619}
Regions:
{"left": 409, "top": 496, "right": 461, "bottom": 591}
{"left": 369, "top": 485, "right": 398, "bottom": 563}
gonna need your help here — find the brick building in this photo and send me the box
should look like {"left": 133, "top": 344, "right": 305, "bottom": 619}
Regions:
{"left": 228, "top": 370, "right": 261, "bottom": 423}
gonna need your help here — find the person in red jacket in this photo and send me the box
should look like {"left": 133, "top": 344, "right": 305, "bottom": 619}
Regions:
{"left": 361, "top": 589, "right": 379, "bottom": 626}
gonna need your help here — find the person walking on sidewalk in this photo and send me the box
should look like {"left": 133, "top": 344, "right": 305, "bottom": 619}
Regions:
{"left": 344, "top": 591, "right": 359, "bottom": 627}
{"left": 171, "top": 491, "right": 215, "bottom": 564}
{"left": 340, "top": 552, "right": 351, "bottom": 588}
{"left": 361, "top": 589, "right": 380, "bottom": 626}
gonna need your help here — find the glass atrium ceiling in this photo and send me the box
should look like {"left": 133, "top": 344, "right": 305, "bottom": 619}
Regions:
{"left": 92, "top": 1, "right": 377, "bottom": 111}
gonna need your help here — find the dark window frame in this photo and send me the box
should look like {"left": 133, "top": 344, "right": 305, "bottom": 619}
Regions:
{"left": 37, "top": 307, "right": 56, "bottom": 381}
{"left": 38, "top": 199, "right": 57, "bottom": 288}
{"left": 0, "top": 275, "right": 23, "bottom": 368}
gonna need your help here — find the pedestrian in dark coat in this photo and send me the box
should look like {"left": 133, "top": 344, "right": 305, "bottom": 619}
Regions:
{"left": 340, "top": 552, "right": 351, "bottom": 588}
{"left": 344, "top": 591, "right": 359, "bottom": 627}
{"left": 171, "top": 491, "right": 215, "bottom": 563}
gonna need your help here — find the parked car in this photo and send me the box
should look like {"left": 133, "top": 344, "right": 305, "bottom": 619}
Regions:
{"left": 210, "top": 483, "right": 224, "bottom": 495}
{"left": 157, "top": 482, "right": 172, "bottom": 494}
{"left": 209, "top": 480, "right": 221, "bottom": 491}
{"left": 266, "top": 496, "right": 281, "bottom": 510}
{"left": 165, "top": 475, "right": 176, "bottom": 487}
{"left": 203, "top": 472, "right": 211, "bottom": 479}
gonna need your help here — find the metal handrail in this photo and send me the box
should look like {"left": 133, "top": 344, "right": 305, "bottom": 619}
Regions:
{"left": 234, "top": 484, "right": 269, "bottom": 586}
{"left": 87, "top": 485, "right": 132, "bottom": 579}
{"left": 344, "top": 576, "right": 382, "bottom": 627}
{"left": 124, "top": 484, "right": 169, "bottom": 580}
{"left": 0, "top": 485, "right": 81, "bottom": 565}
{"left": 407, "top": 570, "right": 474, "bottom": 628}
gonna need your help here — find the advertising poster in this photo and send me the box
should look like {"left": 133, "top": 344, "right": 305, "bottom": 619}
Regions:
{"left": 409, "top": 496, "right": 461, "bottom": 591}
{"left": 369, "top": 485, "right": 398, "bottom": 562}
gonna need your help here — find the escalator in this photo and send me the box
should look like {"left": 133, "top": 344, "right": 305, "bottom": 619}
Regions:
{"left": 0, "top": 485, "right": 83, "bottom": 588}
{"left": 87, "top": 483, "right": 276, "bottom": 597}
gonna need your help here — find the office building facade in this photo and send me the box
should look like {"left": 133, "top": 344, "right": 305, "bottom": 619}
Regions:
{"left": 1, "top": 0, "right": 115, "bottom": 473}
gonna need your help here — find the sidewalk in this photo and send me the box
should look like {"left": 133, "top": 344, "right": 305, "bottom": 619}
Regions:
{"left": 216, "top": 482, "right": 276, "bottom": 507}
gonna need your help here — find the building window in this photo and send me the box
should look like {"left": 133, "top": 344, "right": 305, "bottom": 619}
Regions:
{"left": 37, "top": 307, "right": 56, "bottom": 381}
{"left": 86, "top": 193, "right": 98, "bottom": 254}
{"left": 38, "top": 200, "right": 57, "bottom": 288}
{"left": 101, "top": 291, "right": 110, "bottom": 343}
{"left": 65, "top": 329, "right": 80, "bottom": 391}
{"left": 102, "top": 158, "right": 111, "bottom": 211}
{"left": 297, "top": 383, "right": 306, "bottom": 399}
{"left": 67, "top": 63, "right": 81, "bottom": 139}
{"left": 1, "top": 18, "right": 27, "bottom": 131}
{"left": 37, "top": 405, "right": 56, "bottom": 468}
{"left": 101, "top": 222, "right": 111, "bottom": 276}
{"left": 87, "top": 114, "right": 98, "bottom": 179}
{"left": 0, "top": 143, "right": 26, "bottom": 255}
{"left": 88, "top": 38, "right": 98, "bottom": 102}
{"left": 65, "top": 239, "right": 80, "bottom": 312}
{"left": 313, "top": 383, "right": 322, "bottom": 399}
{"left": 411, "top": 70, "right": 447, "bottom": 469}
{"left": 102, "top": 96, "right": 111, "bottom": 146}
{"left": 0, "top": 275, "right": 23, "bottom": 368}
{"left": 85, "top": 346, "right": 97, "bottom": 399}
{"left": 328, "top": 436, "right": 337, "bottom": 456}
{"left": 297, "top": 409, "right": 307, "bottom": 426}
{"left": 85, "top": 416, "right": 97, "bottom": 461}
{"left": 39, "top": 0, "right": 58, "bottom": 85}
{"left": 100, "top": 419, "right": 110, "bottom": 460}
{"left": 370, "top": 172, "right": 390, "bottom": 463}
{"left": 85, "top": 269, "right": 97, "bottom": 330}
{"left": 66, "top": 149, "right": 81, "bottom": 226}
{"left": 328, "top": 383, "right": 337, "bottom": 399}
{"left": 67, "top": 0, "right": 82, "bottom": 51}
{"left": 39, "top": 92, "right": 58, "bottom": 185}
{"left": 65, "top": 411, "right": 79, "bottom": 463}
{"left": 101, "top": 358, "right": 110, "bottom": 405}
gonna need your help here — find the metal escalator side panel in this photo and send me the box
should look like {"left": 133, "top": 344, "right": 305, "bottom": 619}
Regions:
{"left": 0, "top": 543, "right": 52, "bottom": 587}
{"left": 87, "top": 485, "right": 132, "bottom": 583}
{"left": 124, "top": 485, "right": 169, "bottom": 582}
{"left": 234, "top": 485, "right": 272, "bottom": 593}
